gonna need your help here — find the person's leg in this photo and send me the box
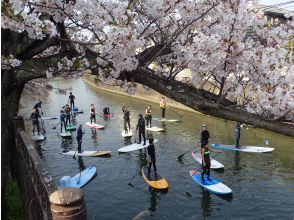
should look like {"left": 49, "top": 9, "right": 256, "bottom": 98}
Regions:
{"left": 90, "top": 115, "right": 93, "bottom": 124}
{"left": 127, "top": 119, "right": 130, "bottom": 131}
{"left": 148, "top": 161, "right": 152, "bottom": 178}
{"left": 163, "top": 108, "right": 166, "bottom": 118}
{"left": 161, "top": 108, "right": 164, "bottom": 118}
{"left": 206, "top": 160, "right": 211, "bottom": 180}
{"left": 201, "top": 163, "right": 207, "bottom": 181}
{"left": 32, "top": 121, "right": 35, "bottom": 135}
{"left": 78, "top": 140, "right": 82, "bottom": 153}
{"left": 94, "top": 115, "right": 96, "bottom": 123}
{"left": 150, "top": 115, "right": 152, "bottom": 127}
{"left": 37, "top": 121, "right": 40, "bottom": 135}
{"left": 124, "top": 118, "right": 127, "bottom": 132}
{"left": 60, "top": 122, "right": 63, "bottom": 133}
{"left": 138, "top": 130, "right": 142, "bottom": 144}
{"left": 153, "top": 158, "right": 157, "bottom": 175}
{"left": 68, "top": 114, "right": 71, "bottom": 124}
{"left": 142, "top": 130, "right": 146, "bottom": 145}
{"left": 236, "top": 133, "right": 240, "bottom": 148}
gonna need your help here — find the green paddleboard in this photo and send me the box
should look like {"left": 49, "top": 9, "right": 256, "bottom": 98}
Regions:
{"left": 66, "top": 124, "right": 77, "bottom": 131}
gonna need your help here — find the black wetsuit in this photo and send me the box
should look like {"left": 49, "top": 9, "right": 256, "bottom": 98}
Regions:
{"left": 201, "top": 146, "right": 211, "bottom": 180}
{"left": 60, "top": 113, "right": 67, "bottom": 132}
{"left": 235, "top": 122, "right": 241, "bottom": 148}
{"left": 147, "top": 143, "right": 157, "bottom": 177}
{"left": 124, "top": 110, "right": 131, "bottom": 132}
{"left": 103, "top": 107, "right": 110, "bottom": 115}
{"left": 69, "top": 94, "right": 75, "bottom": 109}
{"left": 201, "top": 130, "right": 210, "bottom": 147}
{"left": 76, "top": 126, "right": 84, "bottom": 153}
{"left": 145, "top": 109, "right": 152, "bottom": 127}
{"left": 30, "top": 112, "right": 41, "bottom": 135}
{"left": 65, "top": 106, "right": 71, "bottom": 125}
{"left": 90, "top": 107, "right": 96, "bottom": 124}
{"left": 136, "top": 117, "right": 146, "bottom": 145}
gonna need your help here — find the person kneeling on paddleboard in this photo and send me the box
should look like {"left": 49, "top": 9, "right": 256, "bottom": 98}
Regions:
{"left": 201, "top": 124, "right": 220, "bottom": 181}
{"left": 124, "top": 106, "right": 131, "bottom": 133}
{"left": 103, "top": 107, "right": 110, "bottom": 115}
{"left": 147, "top": 138, "right": 157, "bottom": 178}
{"left": 77, "top": 125, "right": 85, "bottom": 153}
{"left": 30, "top": 108, "right": 41, "bottom": 135}
{"left": 90, "top": 104, "right": 96, "bottom": 124}
{"left": 136, "top": 114, "right": 146, "bottom": 145}
{"left": 60, "top": 110, "right": 67, "bottom": 133}
{"left": 145, "top": 105, "right": 152, "bottom": 127}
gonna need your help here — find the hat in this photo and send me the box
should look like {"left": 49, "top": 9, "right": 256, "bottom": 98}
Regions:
{"left": 202, "top": 124, "right": 207, "bottom": 127}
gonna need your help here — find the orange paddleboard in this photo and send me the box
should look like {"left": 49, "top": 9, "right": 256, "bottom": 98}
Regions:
{"left": 141, "top": 167, "right": 168, "bottom": 190}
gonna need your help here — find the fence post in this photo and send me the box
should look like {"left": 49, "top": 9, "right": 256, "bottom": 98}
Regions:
{"left": 49, "top": 188, "right": 87, "bottom": 220}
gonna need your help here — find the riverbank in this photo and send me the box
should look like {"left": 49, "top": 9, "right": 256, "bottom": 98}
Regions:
{"left": 82, "top": 74, "right": 198, "bottom": 113}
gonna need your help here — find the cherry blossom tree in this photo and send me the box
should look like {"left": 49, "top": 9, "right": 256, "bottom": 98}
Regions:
{"left": 1, "top": 0, "right": 293, "bottom": 191}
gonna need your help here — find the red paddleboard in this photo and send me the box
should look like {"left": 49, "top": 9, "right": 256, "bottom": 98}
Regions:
{"left": 84, "top": 122, "right": 105, "bottom": 129}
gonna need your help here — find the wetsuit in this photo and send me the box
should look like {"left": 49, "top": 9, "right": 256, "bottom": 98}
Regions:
{"left": 124, "top": 110, "right": 131, "bottom": 132}
{"left": 90, "top": 106, "right": 96, "bottom": 124}
{"left": 201, "top": 130, "right": 210, "bottom": 147}
{"left": 60, "top": 113, "right": 67, "bottom": 132}
{"left": 103, "top": 107, "right": 110, "bottom": 116}
{"left": 145, "top": 108, "right": 152, "bottom": 127}
{"left": 69, "top": 94, "right": 75, "bottom": 109}
{"left": 235, "top": 122, "right": 241, "bottom": 148}
{"left": 160, "top": 100, "right": 167, "bottom": 118}
{"left": 147, "top": 143, "right": 157, "bottom": 178}
{"left": 136, "top": 116, "right": 146, "bottom": 145}
{"left": 65, "top": 106, "right": 71, "bottom": 126}
{"left": 201, "top": 145, "right": 211, "bottom": 181}
{"left": 30, "top": 111, "right": 41, "bottom": 135}
{"left": 76, "top": 126, "right": 84, "bottom": 153}
{"left": 34, "top": 102, "right": 42, "bottom": 115}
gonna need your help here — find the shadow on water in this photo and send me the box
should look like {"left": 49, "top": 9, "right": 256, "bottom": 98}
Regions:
{"left": 233, "top": 151, "right": 242, "bottom": 172}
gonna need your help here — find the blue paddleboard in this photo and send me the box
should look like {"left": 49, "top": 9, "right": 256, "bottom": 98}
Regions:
{"left": 190, "top": 170, "right": 232, "bottom": 195}
{"left": 58, "top": 166, "right": 96, "bottom": 188}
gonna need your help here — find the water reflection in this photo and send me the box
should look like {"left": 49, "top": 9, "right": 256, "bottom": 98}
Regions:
{"left": 234, "top": 151, "right": 242, "bottom": 172}
{"left": 201, "top": 189, "right": 212, "bottom": 218}
{"left": 77, "top": 156, "right": 86, "bottom": 171}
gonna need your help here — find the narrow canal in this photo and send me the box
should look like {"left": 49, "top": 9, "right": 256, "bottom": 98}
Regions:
{"left": 19, "top": 78, "right": 294, "bottom": 219}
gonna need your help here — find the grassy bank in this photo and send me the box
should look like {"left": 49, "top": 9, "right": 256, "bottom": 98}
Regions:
{"left": 4, "top": 178, "right": 23, "bottom": 220}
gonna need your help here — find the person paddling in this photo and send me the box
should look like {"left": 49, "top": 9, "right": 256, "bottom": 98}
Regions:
{"left": 65, "top": 104, "right": 71, "bottom": 126}
{"left": 76, "top": 125, "right": 85, "bottom": 153}
{"left": 30, "top": 108, "right": 41, "bottom": 135}
{"left": 200, "top": 124, "right": 220, "bottom": 181}
{"left": 103, "top": 107, "right": 110, "bottom": 116}
{"left": 60, "top": 110, "right": 67, "bottom": 133}
{"left": 90, "top": 104, "right": 96, "bottom": 124}
{"left": 68, "top": 92, "right": 75, "bottom": 110}
{"left": 33, "top": 101, "right": 43, "bottom": 115}
{"left": 160, "top": 97, "right": 167, "bottom": 119}
{"left": 136, "top": 114, "right": 146, "bottom": 145}
{"left": 124, "top": 106, "right": 131, "bottom": 133}
{"left": 145, "top": 105, "right": 152, "bottom": 128}
{"left": 147, "top": 138, "right": 157, "bottom": 178}
{"left": 235, "top": 122, "right": 242, "bottom": 148}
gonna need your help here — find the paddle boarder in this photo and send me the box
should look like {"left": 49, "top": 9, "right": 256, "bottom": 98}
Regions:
{"left": 136, "top": 114, "right": 146, "bottom": 145}
{"left": 60, "top": 110, "right": 67, "bottom": 133}
{"left": 200, "top": 124, "right": 220, "bottom": 181}
{"left": 33, "top": 101, "right": 43, "bottom": 115}
{"left": 103, "top": 107, "right": 110, "bottom": 116}
{"left": 147, "top": 138, "right": 157, "bottom": 178}
{"left": 90, "top": 104, "right": 96, "bottom": 124}
{"left": 65, "top": 104, "right": 71, "bottom": 126}
{"left": 124, "top": 106, "right": 131, "bottom": 133}
{"left": 77, "top": 125, "right": 85, "bottom": 153}
{"left": 68, "top": 92, "right": 75, "bottom": 110}
{"left": 145, "top": 105, "right": 152, "bottom": 128}
{"left": 30, "top": 108, "right": 41, "bottom": 135}
{"left": 235, "top": 122, "right": 241, "bottom": 148}
{"left": 160, "top": 97, "right": 167, "bottom": 119}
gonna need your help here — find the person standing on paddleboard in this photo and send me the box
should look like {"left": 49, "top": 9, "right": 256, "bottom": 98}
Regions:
{"left": 68, "top": 92, "right": 75, "bottom": 110}
{"left": 160, "top": 97, "right": 167, "bottom": 119}
{"left": 235, "top": 122, "right": 242, "bottom": 148}
{"left": 145, "top": 105, "right": 152, "bottom": 128}
{"left": 30, "top": 108, "right": 41, "bottom": 135}
{"left": 124, "top": 106, "right": 131, "bottom": 133}
{"left": 65, "top": 104, "right": 71, "bottom": 126}
{"left": 60, "top": 110, "right": 67, "bottom": 133}
{"left": 90, "top": 104, "right": 96, "bottom": 124}
{"left": 136, "top": 114, "right": 146, "bottom": 145}
{"left": 147, "top": 138, "right": 157, "bottom": 178}
{"left": 33, "top": 101, "right": 43, "bottom": 116}
{"left": 200, "top": 124, "right": 220, "bottom": 181}
{"left": 77, "top": 125, "right": 85, "bottom": 153}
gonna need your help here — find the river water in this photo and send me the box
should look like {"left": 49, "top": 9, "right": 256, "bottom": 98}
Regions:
{"left": 19, "top": 78, "right": 294, "bottom": 220}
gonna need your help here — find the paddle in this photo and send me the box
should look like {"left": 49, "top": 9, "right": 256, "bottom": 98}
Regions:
{"left": 52, "top": 121, "right": 60, "bottom": 129}
{"left": 41, "top": 119, "right": 46, "bottom": 134}
{"left": 73, "top": 147, "right": 78, "bottom": 159}
{"left": 177, "top": 147, "right": 196, "bottom": 160}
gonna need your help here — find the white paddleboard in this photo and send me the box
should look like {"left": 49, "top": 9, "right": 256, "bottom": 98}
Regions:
{"left": 190, "top": 170, "right": 232, "bottom": 195}
{"left": 59, "top": 132, "right": 72, "bottom": 137}
{"left": 153, "top": 118, "right": 180, "bottom": 122}
{"left": 41, "top": 117, "right": 57, "bottom": 120}
{"left": 85, "top": 122, "right": 105, "bottom": 129}
{"left": 60, "top": 150, "right": 111, "bottom": 157}
{"left": 211, "top": 144, "right": 274, "bottom": 153}
{"left": 146, "top": 127, "right": 164, "bottom": 132}
{"left": 192, "top": 152, "right": 224, "bottom": 169}
{"left": 31, "top": 134, "right": 45, "bottom": 141}
{"left": 118, "top": 139, "right": 158, "bottom": 153}
{"left": 122, "top": 130, "right": 133, "bottom": 137}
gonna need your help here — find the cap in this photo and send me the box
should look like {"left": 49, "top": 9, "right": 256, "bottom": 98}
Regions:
{"left": 202, "top": 124, "right": 207, "bottom": 127}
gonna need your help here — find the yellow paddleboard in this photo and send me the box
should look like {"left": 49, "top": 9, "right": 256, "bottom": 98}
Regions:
{"left": 91, "top": 151, "right": 111, "bottom": 156}
{"left": 141, "top": 167, "right": 168, "bottom": 190}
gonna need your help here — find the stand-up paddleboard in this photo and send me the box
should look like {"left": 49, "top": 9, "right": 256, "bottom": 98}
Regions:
{"left": 60, "top": 150, "right": 111, "bottom": 157}
{"left": 142, "top": 167, "right": 168, "bottom": 190}
{"left": 59, "top": 132, "right": 72, "bottom": 137}
{"left": 26, "top": 117, "right": 57, "bottom": 120}
{"left": 118, "top": 139, "right": 158, "bottom": 153}
{"left": 31, "top": 134, "right": 45, "bottom": 141}
{"left": 122, "top": 130, "right": 133, "bottom": 137}
{"left": 211, "top": 144, "right": 274, "bottom": 153}
{"left": 66, "top": 124, "right": 77, "bottom": 131}
{"left": 192, "top": 152, "right": 224, "bottom": 169}
{"left": 153, "top": 118, "right": 180, "bottom": 122}
{"left": 72, "top": 110, "right": 84, "bottom": 114}
{"left": 190, "top": 170, "right": 232, "bottom": 195}
{"left": 146, "top": 127, "right": 164, "bottom": 132}
{"left": 58, "top": 166, "right": 96, "bottom": 188}
{"left": 84, "top": 122, "right": 105, "bottom": 129}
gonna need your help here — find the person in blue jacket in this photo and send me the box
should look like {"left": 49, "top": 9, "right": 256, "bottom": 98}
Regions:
{"left": 33, "top": 101, "right": 43, "bottom": 115}
{"left": 77, "top": 125, "right": 85, "bottom": 153}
